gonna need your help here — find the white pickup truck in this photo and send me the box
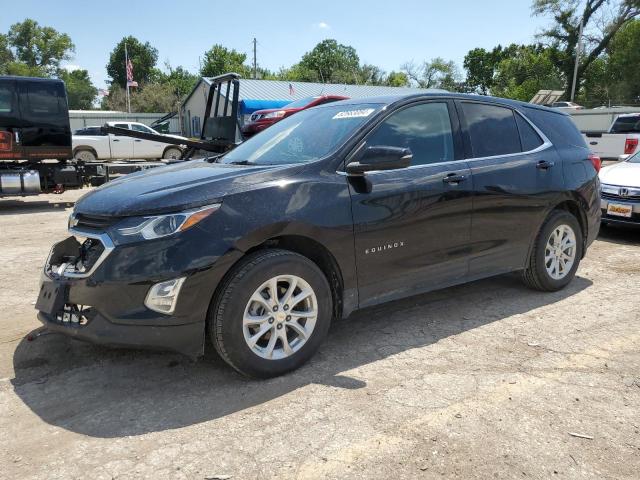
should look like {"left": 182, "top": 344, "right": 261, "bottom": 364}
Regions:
{"left": 582, "top": 113, "right": 640, "bottom": 160}
{"left": 72, "top": 122, "right": 188, "bottom": 162}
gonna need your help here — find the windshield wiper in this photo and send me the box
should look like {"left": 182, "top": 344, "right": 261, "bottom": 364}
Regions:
{"left": 227, "top": 160, "right": 256, "bottom": 165}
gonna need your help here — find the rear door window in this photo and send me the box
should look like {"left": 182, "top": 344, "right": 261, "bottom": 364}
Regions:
{"left": 131, "top": 124, "right": 154, "bottom": 133}
{"left": 24, "top": 81, "right": 65, "bottom": 117}
{"left": 515, "top": 114, "right": 544, "bottom": 151}
{"left": 365, "top": 102, "right": 455, "bottom": 166}
{"left": 461, "top": 102, "right": 521, "bottom": 157}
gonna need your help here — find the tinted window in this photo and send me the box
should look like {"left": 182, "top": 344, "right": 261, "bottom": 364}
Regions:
{"left": 25, "top": 81, "right": 65, "bottom": 116}
{"left": 462, "top": 102, "right": 520, "bottom": 157}
{"left": 515, "top": 113, "right": 544, "bottom": 151}
{"left": 365, "top": 102, "right": 455, "bottom": 166}
{"left": 611, "top": 115, "right": 640, "bottom": 133}
{"left": 114, "top": 123, "right": 129, "bottom": 129}
{"left": 0, "top": 82, "right": 14, "bottom": 114}
{"left": 523, "top": 107, "right": 586, "bottom": 148}
{"left": 74, "top": 127, "right": 105, "bottom": 136}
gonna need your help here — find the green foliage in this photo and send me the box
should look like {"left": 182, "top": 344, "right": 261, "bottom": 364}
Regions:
{"left": 533, "top": 0, "right": 640, "bottom": 99}
{"left": 385, "top": 71, "right": 409, "bottom": 87}
{"left": 59, "top": 69, "right": 98, "bottom": 109}
{"left": 295, "top": 39, "right": 360, "bottom": 83}
{"left": 155, "top": 64, "right": 199, "bottom": 97}
{"left": 106, "top": 36, "right": 158, "bottom": 88}
{"left": 605, "top": 18, "right": 640, "bottom": 103}
{"left": 200, "top": 44, "right": 250, "bottom": 78}
{"left": 491, "top": 45, "right": 564, "bottom": 101}
{"left": 6, "top": 19, "right": 74, "bottom": 75}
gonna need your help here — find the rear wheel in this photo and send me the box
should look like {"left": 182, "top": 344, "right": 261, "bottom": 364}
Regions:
{"left": 74, "top": 149, "right": 96, "bottom": 162}
{"left": 522, "top": 210, "right": 583, "bottom": 291}
{"left": 162, "top": 147, "right": 182, "bottom": 160}
{"left": 210, "top": 249, "right": 332, "bottom": 378}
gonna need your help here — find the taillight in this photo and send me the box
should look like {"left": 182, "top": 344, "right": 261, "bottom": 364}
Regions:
{"left": 0, "top": 131, "right": 13, "bottom": 151}
{"left": 624, "top": 138, "right": 638, "bottom": 155}
{"left": 589, "top": 153, "right": 601, "bottom": 173}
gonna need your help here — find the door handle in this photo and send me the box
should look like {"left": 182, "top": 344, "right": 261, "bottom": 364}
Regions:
{"left": 536, "top": 160, "right": 555, "bottom": 170}
{"left": 443, "top": 173, "right": 466, "bottom": 185}
{"left": 134, "top": 139, "right": 142, "bottom": 142}
{"left": 112, "top": 139, "right": 120, "bottom": 142}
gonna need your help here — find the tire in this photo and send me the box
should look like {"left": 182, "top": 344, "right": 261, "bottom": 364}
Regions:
{"left": 210, "top": 249, "right": 333, "bottom": 378}
{"left": 162, "top": 147, "right": 182, "bottom": 160}
{"left": 74, "top": 149, "right": 96, "bottom": 162}
{"left": 522, "top": 210, "right": 583, "bottom": 292}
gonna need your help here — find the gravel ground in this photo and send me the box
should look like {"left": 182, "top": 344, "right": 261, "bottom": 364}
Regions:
{"left": 0, "top": 188, "right": 639, "bottom": 480}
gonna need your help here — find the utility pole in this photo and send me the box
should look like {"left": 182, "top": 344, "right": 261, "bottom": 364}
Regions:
{"left": 570, "top": 19, "right": 584, "bottom": 102}
{"left": 253, "top": 38, "right": 257, "bottom": 79}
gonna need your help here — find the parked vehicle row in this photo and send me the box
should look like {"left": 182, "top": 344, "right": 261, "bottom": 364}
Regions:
{"left": 582, "top": 113, "right": 640, "bottom": 160}
{"left": 36, "top": 94, "right": 600, "bottom": 378}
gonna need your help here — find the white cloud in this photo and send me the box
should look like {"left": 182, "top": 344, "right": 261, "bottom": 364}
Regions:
{"left": 317, "top": 21, "right": 331, "bottom": 29}
{"left": 62, "top": 64, "right": 82, "bottom": 72}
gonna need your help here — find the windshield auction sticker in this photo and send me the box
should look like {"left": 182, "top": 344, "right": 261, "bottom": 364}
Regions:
{"left": 332, "top": 108, "right": 375, "bottom": 119}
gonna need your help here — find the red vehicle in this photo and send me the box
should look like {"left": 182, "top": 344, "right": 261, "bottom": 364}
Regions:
{"left": 242, "top": 95, "right": 349, "bottom": 137}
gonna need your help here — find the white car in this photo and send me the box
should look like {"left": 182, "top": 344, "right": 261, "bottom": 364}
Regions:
{"left": 599, "top": 152, "right": 640, "bottom": 226}
{"left": 72, "top": 122, "right": 187, "bottom": 162}
{"left": 551, "top": 101, "right": 583, "bottom": 110}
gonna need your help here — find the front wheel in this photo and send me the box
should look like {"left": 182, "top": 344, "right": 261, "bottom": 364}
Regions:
{"left": 209, "top": 249, "right": 333, "bottom": 378}
{"left": 522, "top": 210, "right": 583, "bottom": 291}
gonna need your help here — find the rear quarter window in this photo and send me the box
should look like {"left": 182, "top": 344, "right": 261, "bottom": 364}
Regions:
{"left": 24, "top": 81, "right": 66, "bottom": 117}
{"left": 0, "top": 81, "right": 15, "bottom": 115}
{"left": 515, "top": 113, "right": 544, "bottom": 151}
{"left": 523, "top": 107, "right": 586, "bottom": 149}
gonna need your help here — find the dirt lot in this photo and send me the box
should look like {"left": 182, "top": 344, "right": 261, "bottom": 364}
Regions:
{"left": 0, "top": 189, "right": 639, "bottom": 480}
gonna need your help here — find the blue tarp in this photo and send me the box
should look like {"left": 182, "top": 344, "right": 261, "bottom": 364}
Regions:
{"left": 239, "top": 99, "right": 291, "bottom": 115}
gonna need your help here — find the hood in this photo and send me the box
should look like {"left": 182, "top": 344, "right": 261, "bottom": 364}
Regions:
{"left": 599, "top": 161, "right": 640, "bottom": 188}
{"left": 75, "top": 159, "right": 292, "bottom": 217}
{"left": 252, "top": 107, "right": 302, "bottom": 116}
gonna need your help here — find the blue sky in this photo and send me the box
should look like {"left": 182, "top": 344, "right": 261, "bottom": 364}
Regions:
{"left": 1, "top": 0, "right": 549, "bottom": 89}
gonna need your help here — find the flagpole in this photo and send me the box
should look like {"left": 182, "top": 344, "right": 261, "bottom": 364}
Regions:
{"left": 125, "top": 43, "right": 131, "bottom": 113}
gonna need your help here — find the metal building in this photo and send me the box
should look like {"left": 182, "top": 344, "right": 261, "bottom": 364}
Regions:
{"left": 179, "top": 78, "right": 431, "bottom": 137}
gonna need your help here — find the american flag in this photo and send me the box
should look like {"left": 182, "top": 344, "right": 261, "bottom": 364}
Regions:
{"left": 126, "top": 59, "right": 138, "bottom": 87}
{"left": 289, "top": 83, "right": 295, "bottom": 95}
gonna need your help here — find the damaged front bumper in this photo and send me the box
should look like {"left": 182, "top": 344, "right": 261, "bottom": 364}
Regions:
{"left": 34, "top": 228, "right": 219, "bottom": 358}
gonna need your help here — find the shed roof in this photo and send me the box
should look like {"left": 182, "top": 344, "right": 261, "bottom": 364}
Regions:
{"left": 182, "top": 77, "right": 437, "bottom": 107}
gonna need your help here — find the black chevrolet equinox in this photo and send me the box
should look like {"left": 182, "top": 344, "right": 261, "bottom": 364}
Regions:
{"left": 36, "top": 94, "right": 601, "bottom": 377}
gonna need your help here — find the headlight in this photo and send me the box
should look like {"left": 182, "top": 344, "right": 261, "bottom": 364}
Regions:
{"left": 264, "top": 110, "right": 286, "bottom": 119}
{"left": 109, "top": 203, "right": 221, "bottom": 244}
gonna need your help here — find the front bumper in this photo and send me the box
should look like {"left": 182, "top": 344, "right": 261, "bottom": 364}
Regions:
{"left": 600, "top": 195, "right": 640, "bottom": 227}
{"left": 35, "top": 226, "right": 243, "bottom": 358}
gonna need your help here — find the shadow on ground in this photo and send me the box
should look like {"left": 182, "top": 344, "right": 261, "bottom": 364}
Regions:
{"left": 597, "top": 223, "right": 640, "bottom": 245}
{"left": 11, "top": 274, "right": 592, "bottom": 438}
{"left": 0, "top": 199, "right": 75, "bottom": 215}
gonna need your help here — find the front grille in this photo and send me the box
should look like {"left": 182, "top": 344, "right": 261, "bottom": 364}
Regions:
{"left": 74, "top": 213, "right": 120, "bottom": 230}
{"left": 602, "top": 192, "right": 640, "bottom": 201}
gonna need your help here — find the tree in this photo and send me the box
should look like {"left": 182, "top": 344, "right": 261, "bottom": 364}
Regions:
{"left": 606, "top": 18, "right": 640, "bottom": 103}
{"left": 106, "top": 36, "right": 158, "bottom": 88}
{"left": 385, "top": 71, "right": 410, "bottom": 87}
{"left": 402, "top": 57, "right": 463, "bottom": 90}
{"left": 463, "top": 47, "right": 504, "bottom": 94}
{"left": 59, "top": 69, "right": 97, "bottom": 109}
{"left": 491, "top": 45, "right": 564, "bottom": 101}
{"left": 156, "top": 64, "right": 198, "bottom": 98}
{"left": 131, "top": 83, "right": 179, "bottom": 113}
{"left": 200, "top": 44, "right": 250, "bottom": 78}
{"left": 296, "top": 39, "right": 360, "bottom": 83}
{"left": 6, "top": 19, "right": 74, "bottom": 75}
{"left": 0, "top": 34, "right": 13, "bottom": 73}
{"left": 534, "top": 0, "right": 640, "bottom": 99}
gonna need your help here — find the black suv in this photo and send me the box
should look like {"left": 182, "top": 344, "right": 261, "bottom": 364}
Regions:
{"left": 36, "top": 94, "right": 601, "bottom": 378}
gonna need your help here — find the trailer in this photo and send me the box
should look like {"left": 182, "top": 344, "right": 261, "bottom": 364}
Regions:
{"left": 0, "top": 73, "right": 242, "bottom": 196}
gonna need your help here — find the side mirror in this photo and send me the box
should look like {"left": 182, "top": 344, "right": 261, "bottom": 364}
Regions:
{"left": 346, "top": 145, "right": 412, "bottom": 175}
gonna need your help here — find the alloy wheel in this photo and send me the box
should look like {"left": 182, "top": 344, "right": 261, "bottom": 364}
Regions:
{"left": 544, "top": 224, "right": 577, "bottom": 280}
{"left": 242, "top": 275, "right": 318, "bottom": 360}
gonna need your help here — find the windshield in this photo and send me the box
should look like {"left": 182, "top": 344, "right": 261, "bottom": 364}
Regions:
{"left": 282, "top": 96, "right": 319, "bottom": 109}
{"left": 222, "top": 103, "right": 382, "bottom": 165}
